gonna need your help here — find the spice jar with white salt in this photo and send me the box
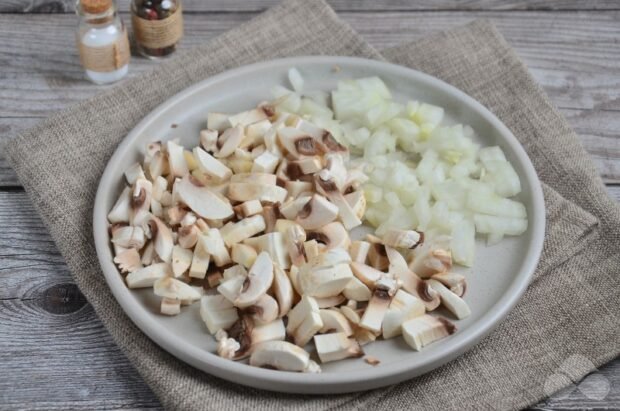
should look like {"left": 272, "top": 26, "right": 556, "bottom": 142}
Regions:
{"left": 75, "top": 0, "right": 130, "bottom": 84}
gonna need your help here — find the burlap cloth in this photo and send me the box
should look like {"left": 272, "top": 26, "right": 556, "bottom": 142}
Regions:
{"left": 4, "top": 1, "right": 619, "bottom": 409}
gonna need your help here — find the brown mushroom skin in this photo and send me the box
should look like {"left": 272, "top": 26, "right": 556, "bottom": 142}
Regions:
{"left": 227, "top": 315, "right": 255, "bottom": 360}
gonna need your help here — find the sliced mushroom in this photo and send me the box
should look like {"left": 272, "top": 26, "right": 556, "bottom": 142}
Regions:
{"left": 200, "top": 294, "right": 239, "bottom": 334}
{"left": 200, "top": 129, "right": 219, "bottom": 152}
{"left": 251, "top": 318, "right": 286, "bottom": 346}
{"left": 315, "top": 294, "right": 346, "bottom": 309}
{"left": 178, "top": 224, "right": 200, "bottom": 249}
{"left": 284, "top": 181, "right": 314, "bottom": 199}
{"left": 252, "top": 150, "right": 280, "bottom": 174}
{"left": 314, "top": 332, "right": 363, "bottom": 363}
{"left": 130, "top": 178, "right": 153, "bottom": 227}
{"left": 409, "top": 247, "right": 452, "bottom": 278}
{"left": 108, "top": 186, "right": 131, "bottom": 223}
{"left": 230, "top": 172, "right": 277, "bottom": 185}
{"left": 430, "top": 272, "right": 466, "bottom": 297}
{"left": 245, "top": 118, "right": 272, "bottom": 145}
{"left": 228, "top": 182, "right": 288, "bottom": 204}
{"left": 148, "top": 150, "right": 169, "bottom": 179}
{"left": 303, "top": 239, "right": 320, "bottom": 261}
{"left": 315, "top": 170, "right": 361, "bottom": 230}
{"left": 285, "top": 224, "right": 306, "bottom": 267}
{"left": 221, "top": 215, "right": 266, "bottom": 248}
{"left": 176, "top": 175, "right": 234, "bottom": 220}
{"left": 166, "top": 206, "right": 187, "bottom": 226}
{"left": 272, "top": 264, "right": 293, "bottom": 318}
{"left": 386, "top": 246, "right": 440, "bottom": 311}
{"left": 359, "top": 280, "right": 397, "bottom": 333}
{"left": 166, "top": 141, "right": 189, "bottom": 178}
{"left": 151, "top": 176, "right": 168, "bottom": 202}
{"left": 280, "top": 195, "right": 311, "bottom": 220}
{"left": 286, "top": 295, "right": 323, "bottom": 346}
{"left": 344, "top": 190, "right": 366, "bottom": 220}
{"left": 307, "top": 222, "right": 350, "bottom": 250}
{"left": 206, "top": 270, "right": 223, "bottom": 288}
{"left": 233, "top": 252, "right": 274, "bottom": 308}
{"left": 111, "top": 225, "right": 146, "bottom": 249}
{"left": 113, "top": 248, "right": 143, "bottom": 273}
{"left": 245, "top": 294, "right": 279, "bottom": 324}
{"left": 231, "top": 243, "right": 258, "bottom": 269}
{"left": 427, "top": 279, "right": 471, "bottom": 320}
{"left": 319, "top": 309, "right": 353, "bottom": 336}
{"left": 339, "top": 305, "right": 361, "bottom": 326}
{"left": 171, "top": 245, "right": 193, "bottom": 278}
{"left": 342, "top": 276, "right": 372, "bottom": 302}
{"left": 382, "top": 290, "right": 425, "bottom": 339}
{"left": 299, "top": 263, "right": 353, "bottom": 298}
{"left": 235, "top": 199, "right": 263, "bottom": 218}
{"left": 382, "top": 228, "right": 423, "bottom": 250}
{"left": 277, "top": 127, "right": 326, "bottom": 158}
{"left": 215, "top": 125, "right": 244, "bottom": 158}
{"left": 243, "top": 232, "right": 289, "bottom": 269}
{"left": 149, "top": 215, "right": 174, "bottom": 263}
{"left": 367, "top": 242, "right": 389, "bottom": 271}
{"left": 249, "top": 341, "right": 312, "bottom": 372}
{"left": 193, "top": 146, "right": 233, "bottom": 181}
{"left": 402, "top": 315, "right": 456, "bottom": 351}
{"left": 180, "top": 212, "right": 197, "bottom": 227}
{"left": 262, "top": 203, "right": 279, "bottom": 233}
{"left": 223, "top": 264, "right": 248, "bottom": 281}
{"left": 140, "top": 240, "right": 156, "bottom": 265}
{"left": 288, "top": 264, "right": 303, "bottom": 297}
{"left": 189, "top": 236, "right": 210, "bottom": 279}
{"left": 199, "top": 229, "right": 231, "bottom": 267}
{"left": 215, "top": 330, "right": 241, "bottom": 359}
{"left": 154, "top": 277, "right": 202, "bottom": 302}
{"left": 349, "top": 240, "right": 370, "bottom": 264}
{"left": 161, "top": 297, "right": 181, "bottom": 316}
{"left": 295, "top": 194, "right": 339, "bottom": 230}
{"left": 207, "top": 112, "right": 231, "bottom": 132}
{"left": 229, "top": 108, "right": 268, "bottom": 127}
{"left": 126, "top": 263, "right": 171, "bottom": 288}
{"left": 349, "top": 262, "right": 383, "bottom": 289}
{"left": 354, "top": 327, "right": 378, "bottom": 346}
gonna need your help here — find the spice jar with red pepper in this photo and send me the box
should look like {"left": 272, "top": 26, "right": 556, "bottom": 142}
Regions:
{"left": 130, "top": 0, "right": 183, "bottom": 59}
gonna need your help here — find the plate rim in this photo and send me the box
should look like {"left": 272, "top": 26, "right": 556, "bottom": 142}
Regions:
{"left": 93, "top": 55, "right": 545, "bottom": 394}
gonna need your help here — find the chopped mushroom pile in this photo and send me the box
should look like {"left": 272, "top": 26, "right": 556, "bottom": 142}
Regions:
{"left": 107, "top": 71, "right": 474, "bottom": 373}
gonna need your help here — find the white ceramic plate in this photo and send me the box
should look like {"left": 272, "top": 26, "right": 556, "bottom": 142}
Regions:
{"left": 93, "top": 56, "right": 545, "bottom": 394}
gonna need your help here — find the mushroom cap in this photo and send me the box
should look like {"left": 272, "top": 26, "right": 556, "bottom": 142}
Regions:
{"left": 176, "top": 175, "right": 234, "bottom": 220}
{"left": 234, "top": 251, "right": 274, "bottom": 308}
{"left": 314, "top": 332, "right": 363, "bottom": 363}
{"left": 149, "top": 215, "right": 174, "bottom": 264}
{"left": 319, "top": 309, "right": 353, "bottom": 336}
{"left": 153, "top": 277, "right": 202, "bottom": 301}
{"left": 307, "top": 222, "right": 350, "bottom": 250}
{"left": 295, "top": 194, "right": 339, "bottom": 230}
{"left": 272, "top": 264, "right": 293, "bottom": 318}
{"left": 249, "top": 340, "right": 310, "bottom": 372}
{"left": 246, "top": 294, "right": 279, "bottom": 324}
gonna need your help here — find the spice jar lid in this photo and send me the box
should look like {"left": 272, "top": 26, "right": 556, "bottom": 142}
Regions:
{"left": 80, "top": 0, "right": 112, "bottom": 14}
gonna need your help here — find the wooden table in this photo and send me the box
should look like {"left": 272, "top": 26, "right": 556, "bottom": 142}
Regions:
{"left": 1, "top": 1, "right": 618, "bottom": 409}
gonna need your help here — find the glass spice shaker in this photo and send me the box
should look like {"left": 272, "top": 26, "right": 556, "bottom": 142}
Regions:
{"left": 131, "top": 0, "right": 184, "bottom": 59}
{"left": 76, "top": 0, "right": 130, "bottom": 84}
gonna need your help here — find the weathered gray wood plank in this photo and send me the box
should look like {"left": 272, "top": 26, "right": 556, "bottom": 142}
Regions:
{"left": 0, "top": 188, "right": 618, "bottom": 410}
{"left": 2, "top": 0, "right": 620, "bottom": 14}
{"left": 0, "top": 11, "right": 618, "bottom": 114}
{"left": 0, "top": 11, "right": 619, "bottom": 185}
{"left": 0, "top": 191, "right": 160, "bottom": 410}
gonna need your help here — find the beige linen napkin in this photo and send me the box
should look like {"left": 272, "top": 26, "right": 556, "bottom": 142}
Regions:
{"left": 4, "top": 1, "right": 619, "bottom": 409}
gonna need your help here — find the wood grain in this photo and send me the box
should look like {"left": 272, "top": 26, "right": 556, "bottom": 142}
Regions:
{"left": 0, "top": 11, "right": 619, "bottom": 185}
{"left": 3, "top": 0, "right": 620, "bottom": 13}
{"left": 0, "top": 189, "right": 618, "bottom": 410}
{"left": 1, "top": 11, "right": 619, "bottom": 115}
{"left": 1, "top": 2, "right": 619, "bottom": 410}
